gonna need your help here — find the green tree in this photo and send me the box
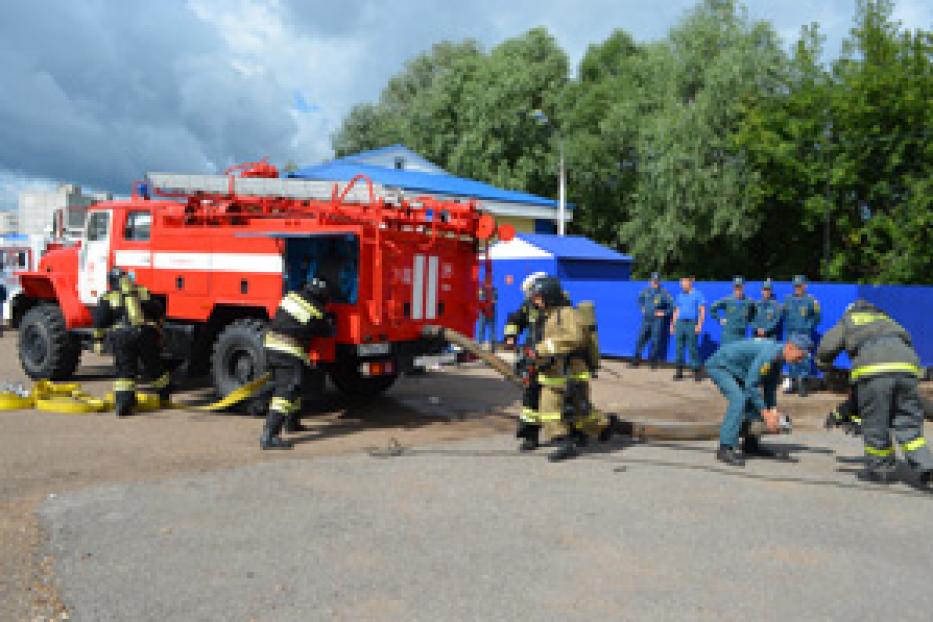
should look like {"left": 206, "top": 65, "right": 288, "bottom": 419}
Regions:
{"left": 826, "top": 0, "right": 932, "bottom": 282}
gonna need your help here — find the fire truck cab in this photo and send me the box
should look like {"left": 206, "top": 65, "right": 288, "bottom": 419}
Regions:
{"left": 13, "top": 162, "right": 511, "bottom": 411}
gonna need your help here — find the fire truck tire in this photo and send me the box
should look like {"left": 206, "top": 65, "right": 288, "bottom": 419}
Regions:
{"left": 329, "top": 362, "right": 397, "bottom": 398}
{"left": 18, "top": 303, "right": 81, "bottom": 380}
{"left": 211, "top": 319, "right": 269, "bottom": 415}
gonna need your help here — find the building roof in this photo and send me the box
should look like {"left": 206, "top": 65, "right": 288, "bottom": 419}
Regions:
{"left": 335, "top": 144, "right": 446, "bottom": 175}
{"left": 290, "top": 160, "right": 562, "bottom": 209}
{"left": 489, "top": 234, "right": 631, "bottom": 262}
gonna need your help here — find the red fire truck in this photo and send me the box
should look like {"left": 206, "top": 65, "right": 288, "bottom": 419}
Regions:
{"left": 12, "top": 161, "right": 512, "bottom": 410}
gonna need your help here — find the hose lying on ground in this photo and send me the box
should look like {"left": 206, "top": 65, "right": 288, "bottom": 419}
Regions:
{"left": 422, "top": 325, "right": 789, "bottom": 442}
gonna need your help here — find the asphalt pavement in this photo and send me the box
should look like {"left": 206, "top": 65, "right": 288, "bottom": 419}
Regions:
{"left": 40, "top": 430, "right": 933, "bottom": 622}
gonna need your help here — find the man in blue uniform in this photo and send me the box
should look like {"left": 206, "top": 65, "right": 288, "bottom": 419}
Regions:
{"left": 705, "top": 335, "right": 811, "bottom": 466}
{"left": 783, "top": 275, "right": 821, "bottom": 397}
{"left": 710, "top": 276, "right": 754, "bottom": 348}
{"left": 752, "top": 279, "right": 782, "bottom": 339}
{"left": 670, "top": 276, "right": 706, "bottom": 381}
{"left": 631, "top": 272, "right": 673, "bottom": 369}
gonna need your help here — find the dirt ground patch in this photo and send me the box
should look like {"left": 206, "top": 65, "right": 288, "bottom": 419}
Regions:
{"left": 0, "top": 331, "right": 869, "bottom": 620}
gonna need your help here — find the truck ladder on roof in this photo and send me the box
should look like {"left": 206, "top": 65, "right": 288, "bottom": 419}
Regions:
{"left": 146, "top": 173, "right": 387, "bottom": 204}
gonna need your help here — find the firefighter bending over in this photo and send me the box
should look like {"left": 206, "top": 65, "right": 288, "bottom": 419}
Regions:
{"left": 93, "top": 268, "right": 171, "bottom": 417}
{"left": 260, "top": 278, "right": 333, "bottom": 450}
{"left": 522, "top": 276, "right": 612, "bottom": 462}
{"left": 816, "top": 300, "right": 932, "bottom": 485}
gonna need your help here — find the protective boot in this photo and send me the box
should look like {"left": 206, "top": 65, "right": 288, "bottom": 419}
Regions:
{"left": 114, "top": 390, "right": 135, "bottom": 418}
{"left": 650, "top": 359, "right": 659, "bottom": 370}
{"left": 693, "top": 368, "right": 703, "bottom": 382}
{"left": 856, "top": 464, "right": 896, "bottom": 485}
{"left": 548, "top": 437, "right": 579, "bottom": 462}
{"left": 716, "top": 445, "right": 745, "bottom": 467}
{"left": 918, "top": 470, "right": 933, "bottom": 489}
{"left": 598, "top": 415, "right": 619, "bottom": 443}
{"left": 673, "top": 366, "right": 685, "bottom": 381}
{"left": 285, "top": 413, "right": 307, "bottom": 433}
{"left": 516, "top": 422, "right": 540, "bottom": 451}
{"left": 742, "top": 434, "right": 780, "bottom": 458}
{"left": 629, "top": 357, "right": 641, "bottom": 369}
{"left": 260, "top": 412, "right": 293, "bottom": 450}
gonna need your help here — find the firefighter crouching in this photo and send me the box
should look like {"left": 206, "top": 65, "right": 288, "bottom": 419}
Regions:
{"left": 92, "top": 268, "right": 171, "bottom": 417}
{"left": 816, "top": 300, "right": 933, "bottom": 485}
{"left": 260, "top": 278, "right": 333, "bottom": 450}
{"left": 522, "top": 276, "right": 612, "bottom": 462}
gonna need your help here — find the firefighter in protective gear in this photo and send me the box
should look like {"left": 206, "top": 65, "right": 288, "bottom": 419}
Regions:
{"left": 92, "top": 268, "right": 170, "bottom": 417}
{"left": 524, "top": 276, "right": 611, "bottom": 462}
{"left": 260, "top": 278, "right": 333, "bottom": 450}
{"left": 504, "top": 272, "right": 548, "bottom": 450}
{"left": 816, "top": 300, "right": 933, "bottom": 485}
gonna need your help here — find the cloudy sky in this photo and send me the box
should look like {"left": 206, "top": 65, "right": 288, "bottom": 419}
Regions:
{"left": 1, "top": 0, "right": 930, "bottom": 210}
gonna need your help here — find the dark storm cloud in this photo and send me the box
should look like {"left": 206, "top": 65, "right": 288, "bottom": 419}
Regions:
{"left": 0, "top": 0, "right": 929, "bottom": 207}
{"left": 0, "top": 0, "right": 297, "bottom": 196}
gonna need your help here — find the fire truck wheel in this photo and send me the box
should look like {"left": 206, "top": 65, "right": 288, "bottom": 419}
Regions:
{"left": 211, "top": 318, "right": 269, "bottom": 415}
{"left": 18, "top": 303, "right": 82, "bottom": 380}
{"left": 329, "top": 362, "right": 397, "bottom": 398}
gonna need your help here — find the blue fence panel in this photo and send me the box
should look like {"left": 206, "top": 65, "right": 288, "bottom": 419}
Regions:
{"left": 857, "top": 285, "right": 933, "bottom": 368}
{"left": 483, "top": 265, "right": 932, "bottom": 369}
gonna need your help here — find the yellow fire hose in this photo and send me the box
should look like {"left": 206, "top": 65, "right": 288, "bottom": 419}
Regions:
{"left": 0, "top": 373, "right": 271, "bottom": 415}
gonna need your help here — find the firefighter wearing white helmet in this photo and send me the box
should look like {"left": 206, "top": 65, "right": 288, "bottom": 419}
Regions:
{"left": 523, "top": 275, "right": 614, "bottom": 462}
{"left": 504, "top": 272, "right": 549, "bottom": 448}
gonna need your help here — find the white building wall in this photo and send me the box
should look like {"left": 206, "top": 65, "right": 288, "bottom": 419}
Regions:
{"left": 0, "top": 211, "right": 17, "bottom": 234}
{"left": 17, "top": 184, "right": 95, "bottom": 236}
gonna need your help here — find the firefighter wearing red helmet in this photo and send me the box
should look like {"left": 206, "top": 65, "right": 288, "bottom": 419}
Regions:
{"left": 524, "top": 275, "right": 613, "bottom": 462}
{"left": 260, "top": 278, "right": 333, "bottom": 450}
{"left": 92, "top": 268, "right": 171, "bottom": 417}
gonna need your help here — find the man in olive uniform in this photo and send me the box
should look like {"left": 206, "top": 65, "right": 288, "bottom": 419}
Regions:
{"left": 783, "top": 275, "right": 821, "bottom": 396}
{"left": 705, "top": 335, "right": 810, "bottom": 466}
{"left": 92, "top": 268, "right": 171, "bottom": 417}
{"left": 260, "top": 278, "right": 333, "bottom": 450}
{"left": 670, "top": 276, "right": 706, "bottom": 381}
{"left": 752, "top": 279, "right": 782, "bottom": 339}
{"left": 816, "top": 300, "right": 933, "bottom": 485}
{"left": 631, "top": 272, "right": 673, "bottom": 369}
{"left": 524, "top": 276, "right": 611, "bottom": 462}
{"left": 504, "top": 272, "right": 548, "bottom": 450}
{"left": 710, "top": 276, "right": 754, "bottom": 348}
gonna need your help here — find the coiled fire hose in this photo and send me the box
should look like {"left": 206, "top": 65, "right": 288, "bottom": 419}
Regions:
{"left": 0, "top": 374, "right": 271, "bottom": 415}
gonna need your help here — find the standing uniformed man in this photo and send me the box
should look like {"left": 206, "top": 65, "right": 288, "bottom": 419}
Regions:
{"left": 92, "top": 268, "right": 171, "bottom": 417}
{"left": 816, "top": 300, "right": 933, "bottom": 485}
{"left": 710, "top": 276, "right": 754, "bottom": 348}
{"left": 752, "top": 279, "right": 782, "bottom": 339}
{"left": 631, "top": 272, "right": 673, "bottom": 369}
{"left": 522, "top": 276, "right": 611, "bottom": 462}
{"left": 504, "top": 272, "right": 548, "bottom": 450}
{"left": 705, "top": 335, "right": 810, "bottom": 466}
{"left": 783, "top": 275, "right": 821, "bottom": 396}
{"left": 670, "top": 276, "right": 706, "bottom": 381}
{"left": 260, "top": 278, "right": 333, "bottom": 450}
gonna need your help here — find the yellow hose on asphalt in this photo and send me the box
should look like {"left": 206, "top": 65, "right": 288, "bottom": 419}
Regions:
{"left": 0, "top": 373, "right": 271, "bottom": 415}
